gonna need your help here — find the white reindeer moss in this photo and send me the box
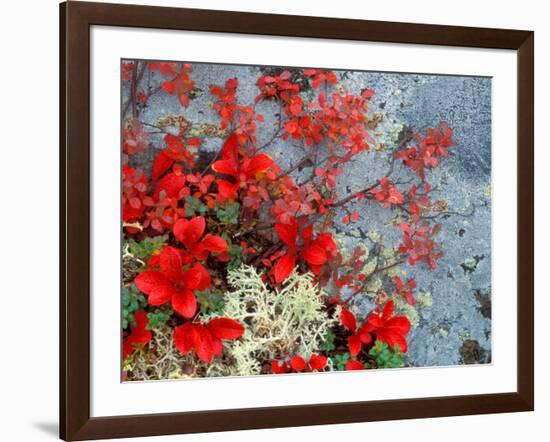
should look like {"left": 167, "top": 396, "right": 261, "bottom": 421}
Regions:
{"left": 217, "top": 265, "right": 335, "bottom": 376}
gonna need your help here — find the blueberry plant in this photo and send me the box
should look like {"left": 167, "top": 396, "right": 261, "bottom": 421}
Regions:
{"left": 121, "top": 60, "right": 459, "bottom": 380}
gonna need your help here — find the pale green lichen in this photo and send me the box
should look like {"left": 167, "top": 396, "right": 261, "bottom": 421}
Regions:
{"left": 367, "top": 230, "right": 381, "bottom": 242}
{"left": 366, "top": 276, "right": 383, "bottom": 295}
{"left": 154, "top": 114, "right": 229, "bottom": 139}
{"left": 388, "top": 123, "right": 404, "bottom": 145}
{"left": 214, "top": 265, "right": 335, "bottom": 376}
{"left": 461, "top": 257, "right": 479, "bottom": 273}
{"left": 417, "top": 292, "right": 433, "bottom": 308}
{"left": 188, "top": 122, "right": 229, "bottom": 139}
{"left": 355, "top": 242, "right": 370, "bottom": 261}
{"left": 360, "top": 257, "right": 378, "bottom": 276}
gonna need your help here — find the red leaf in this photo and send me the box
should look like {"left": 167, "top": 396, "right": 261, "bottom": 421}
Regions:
{"left": 159, "top": 246, "right": 182, "bottom": 284}
{"left": 348, "top": 334, "right": 362, "bottom": 357}
{"left": 308, "top": 354, "right": 327, "bottom": 371}
{"left": 217, "top": 179, "right": 239, "bottom": 199}
{"left": 301, "top": 244, "right": 327, "bottom": 266}
{"left": 182, "top": 265, "right": 203, "bottom": 291}
{"left": 201, "top": 234, "right": 229, "bottom": 253}
{"left": 382, "top": 300, "right": 395, "bottom": 319}
{"left": 134, "top": 270, "right": 174, "bottom": 305}
{"left": 173, "top": 323, "right": 197, "bottom": 355}
{"left": 300, "top": 225, "right": 314, "bottom": 244}
{"left": 345, "top": 359, "right": 365, "bottom": 371}
{"left": 381, "top": 331, "right": 408, "bottom": 353}
{"left": 161, "top": 80, "right": 175, "bottom": 94}
{"left": 129, "top": 197, "right": 141, "bottom": 209}
{"left": 132, "top": 310, "right": 148, "bottom": 331}
{"left": 123, "top": 340, "right": 134, "bottom": 359}
{"left": 158, "top": 62, "right": 177, "bottom": 77}
{"left": 126, "top": 310, "right": 152, "bottom": 345}
{"left": 154, "top": 173, "right": 186, "bottom": 199}
{"left": 285, "top": 120, "right": 298, "bottom": 134}
{"left": 135, "top": 270, "right": 165, "bottom": 294}
{"left": 210, "top": 335, "right": 223, "bottom": 357}
{"left": 361, "top": 88, "right": 375, "bottom": 99}
{"left": 173, "top": 322, "right": 222, "bottom": 362}
{"left": 290, "top": 355, "right": 306, "bottom": 372}
{"left": 173, "top": 216, "right": 205, "bottom": 247}
{"left": 275, "top": 218, "right": 297, "bottom": 249}
{"left": 207, "top": 318, "right": 245, "bottom": 340}
{"left": 340, "top": 310, "right": 357, "bottom": 332}
{"left": 186, "top": 216, "right": 206, "bottom": 243}
{"left": 187, "top": 137, "right": 202, "bottom": 147}
{"left": 151, "top": 150, "right": 174, "bottom": 182}
{"left": 220, "top": 133, "right": 239, "bottom": 162}
{"left": 212, "top": 159, "right": 238, "bottom": 177}
{"left": 358, "top": 327, "right": 373, "bottom": 345}
{"left": 385, "top": 317, "right": 411, "bottom": 335}
{"left": 313, "top": 232, "right": 337, "bottom": 253}
{"left": 289, "top": 95, "right": 302, "bottom": 116}
{"left": 164, "top": 134, "right": 193, "bottom": 161}
{"left": 172, "top": 289, "right": 197, "bottom": 318}
{"left": 192, "top": 262, "right": 212, "bottom": 291}
{"left": 178, "top": 93, "right": 190, "bottom": 108}
{"left": 193, "top": 324, "right": 216, "bottom": 363}
{"left": 273, "top": 253, "right": 296, "bottom": 283}
{"left": 271, "top": 360, "right": 289, "bottom": 374}
{"left": 245, "top": 154, "right": 274, "bottom": 176}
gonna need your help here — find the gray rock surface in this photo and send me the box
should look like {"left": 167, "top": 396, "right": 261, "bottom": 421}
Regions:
{"left": 124, "top": 61, "right": 492, "bottom": 367}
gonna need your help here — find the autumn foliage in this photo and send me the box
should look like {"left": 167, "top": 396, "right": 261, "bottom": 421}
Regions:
{"left": 121, "top": 60, "right": 458, "bottom": 379}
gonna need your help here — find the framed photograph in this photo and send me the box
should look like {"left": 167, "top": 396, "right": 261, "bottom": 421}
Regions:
{"left": 60, "top": 1, "right": 534, "bottom": 440}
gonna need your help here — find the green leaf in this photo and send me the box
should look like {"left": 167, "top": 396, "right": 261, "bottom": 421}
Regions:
{"left": 215, "top": 202, "right": 240, "bottom": 225}
{"left": 330, "top": 352, "right": 351, "bottom": 371}
{"left": 126, "top": 235, "right": 167, "bottom": 261}
{"left": 147, "top": 308, "right": 173, "bottom": 330}
{"left": 319, "top": 329, "right": 336, "bottom": 351}
{"left": 183, "top": 196, "right": 209, "bottom": 217}
{"left": 220, "top": 233, "right": 244, "bottom": 272}
{"left": 122, "top": 286, "right": 147, "bottom": 329}
{"left": 368, "top": 341, "right": 404, "bottom": 368}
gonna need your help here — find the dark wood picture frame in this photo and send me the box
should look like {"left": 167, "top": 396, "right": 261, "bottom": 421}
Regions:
{"left": 60, "top": 1, "right": 534, "bottom": 440}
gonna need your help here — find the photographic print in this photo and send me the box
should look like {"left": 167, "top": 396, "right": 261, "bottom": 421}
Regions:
{"left": 121, "top": 59, "right": 492, "bottom": 381}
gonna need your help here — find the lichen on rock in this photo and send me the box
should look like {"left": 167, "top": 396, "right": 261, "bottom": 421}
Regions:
{"left": 213, "top": 265, "right": 335, "bottom": 376}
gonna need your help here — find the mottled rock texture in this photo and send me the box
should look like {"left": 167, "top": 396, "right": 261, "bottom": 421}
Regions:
{"left": 123, "top": 61, "right": 492, "bottom": 367}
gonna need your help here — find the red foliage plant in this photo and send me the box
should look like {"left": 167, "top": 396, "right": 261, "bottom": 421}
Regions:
{"left": 173, "top": 318, "right": 244, "bottom": 363}
{"left": 121, "top": 60, "right": 458, "bottom": 378}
